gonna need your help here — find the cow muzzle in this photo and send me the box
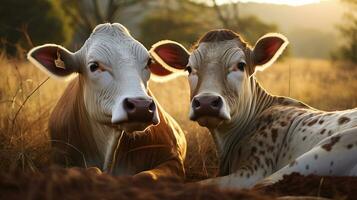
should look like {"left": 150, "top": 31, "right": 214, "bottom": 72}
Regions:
{"left": 189, "top": 94, "right": 230, "bottom": 128}
{"left": 123, "top": 97, "right": 156, "bottom": 122}
{"left": 111, "top": 97, "right": 159, "bottom": 132}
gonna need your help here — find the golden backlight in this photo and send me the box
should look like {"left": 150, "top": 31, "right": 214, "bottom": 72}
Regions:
{"left": 216, "top": 0, "right": 329, "bottom": 6}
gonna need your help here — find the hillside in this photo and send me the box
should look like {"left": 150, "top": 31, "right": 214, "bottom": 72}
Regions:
{"left": 119, "top": 0, "right": 346, "bottom": 59}
{"left": 224, "top": 0, "right": 346, "bottom": 58}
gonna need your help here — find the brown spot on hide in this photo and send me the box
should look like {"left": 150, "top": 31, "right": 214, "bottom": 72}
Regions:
{"left": 251, "top": 147, "right": 257, "bottom": 155}
{"left": 259, "top": 125, "right": 267, "bottom": 131}
{"left": 262, "top": 131, "right": 268, "bottom": 138}
{"left": 322, "top": 136, "right": 341, "bottom": 151}
{"left": 338, "top": 117, "right": 351, "bottom": 125}
{"left": 328, "top": 130, "right": 333, "bottom": 136}
{"left": 271, "top": 129, "right": 278, "bottom": 143}
{"left": 280, "top": 121, "right": 287, "bottom": 127}
{"left": 320, "top": 129, "right": 326, "bottom": 135}
{"left": 307, "top": 119, "right": 318, "bottom": 126}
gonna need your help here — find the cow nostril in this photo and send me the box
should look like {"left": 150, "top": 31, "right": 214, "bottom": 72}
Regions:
{"left": 211, "top": 97, "right": 222, "bottom": 109}
{"left": 124, "top": 98, "right": 136, "bottom": 112}
{"left": 148, "top": 101, "right": 156, "bottom": 112}
{"left": 192, "top": 98, "right": 201, "bottom": 109}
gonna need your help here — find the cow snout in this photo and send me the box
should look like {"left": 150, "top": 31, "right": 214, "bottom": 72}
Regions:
{"left": 123, "top": 97, "right": 156, "bottom": 122}
{"left": 191, "top": 95, "right": 223, "bottom": 120}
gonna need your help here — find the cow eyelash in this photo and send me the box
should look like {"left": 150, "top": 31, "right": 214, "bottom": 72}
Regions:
{"left": 237, "top": 62, "right": 246, "bottom": 71}
{"left": 230, "top": 62, "right": 246, "bottom": 72}
{"left": 89, "top": 62, "right": 100, "bottom": 72}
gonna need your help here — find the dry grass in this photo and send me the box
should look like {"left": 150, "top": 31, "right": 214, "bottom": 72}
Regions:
{"left": 0, "top": 56, "right": 356, "bottom": 180}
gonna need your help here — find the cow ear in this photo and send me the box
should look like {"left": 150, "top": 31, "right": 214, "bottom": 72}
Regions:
{"left": 252, "top": 33, "right": 288, "bottom": 71}
{"left": 27, "top": 44, "right": 79, "bottom": 80}
{"left": 149, "top": 40, "right": 190, "bottom": 82}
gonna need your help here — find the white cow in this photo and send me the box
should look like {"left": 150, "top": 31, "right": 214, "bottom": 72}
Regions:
{"left": 27, "top": 23, "right": 186, "bottom": 179}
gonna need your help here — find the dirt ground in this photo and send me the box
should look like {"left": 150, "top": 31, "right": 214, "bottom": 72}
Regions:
{"left": 260, "top": 172, "right": 357, "bottom": 200}
{"left": 1, "top": 168, "right": 357, "bottom": 200}
{"left": 0, "top": 167, "right": 273, "bottom": 200}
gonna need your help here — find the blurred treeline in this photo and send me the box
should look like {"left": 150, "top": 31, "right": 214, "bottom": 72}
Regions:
{"left": 332, "top": 0, "right": 357, "bottom": 64}
{"left": 0, "top": 0, "right": 356, "bottom": 64}
{"left": 0, "top": 0, "right": 276, "bottom": 55}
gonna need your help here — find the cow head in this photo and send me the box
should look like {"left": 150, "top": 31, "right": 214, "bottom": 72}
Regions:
{"left": 28, "top": 23, "right": 166, "bottom": 133}
{"left": 150, "top": 29, "right": 288, "bottom": 129}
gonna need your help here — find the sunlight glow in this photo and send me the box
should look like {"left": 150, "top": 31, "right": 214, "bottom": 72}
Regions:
{"left": 215, "top": 0, "right": 327, "bottom": 6}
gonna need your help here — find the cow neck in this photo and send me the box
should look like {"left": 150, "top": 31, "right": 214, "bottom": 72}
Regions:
{"left": 70, "top": 77, "right": 102, "bottom": 165}
{"left": 210, "top": 76, "right": 276, "bottom": 175}
{"left": 88, "top": 87, "right": 158, "bottom": 166}
{"left": 76, "top": 76, "right": 121, "bottom": 163}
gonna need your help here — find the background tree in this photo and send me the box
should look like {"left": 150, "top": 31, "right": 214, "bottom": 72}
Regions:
{"left": 209, "top": 0, "right": 278, "bottom": 44}
{"left": 0, "top": 0, "right": 71, "bottom": 56}
{"left": 139, "top": 0, "right": 279, "bottom": 50}
{"left": 332, "top": 0, "right": 357, "bottom": 64}
{"left": 139, "top": 0, "right": 216, "bottom": 48}
{"left": 58, "top": 0, "right": 142, "bottom": 46}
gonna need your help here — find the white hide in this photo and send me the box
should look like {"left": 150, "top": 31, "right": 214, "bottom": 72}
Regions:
{"left": 80, "top": 24, "right": 159, "bottom": 129}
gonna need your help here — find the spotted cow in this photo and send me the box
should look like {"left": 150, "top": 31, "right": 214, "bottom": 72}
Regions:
{"left": 148, "top": 29, "right": 357, "bottom": 188}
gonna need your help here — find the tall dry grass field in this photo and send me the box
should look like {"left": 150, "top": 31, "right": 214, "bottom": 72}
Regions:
{"left": 0, "top": 55, "right": 356, "bottom": 180}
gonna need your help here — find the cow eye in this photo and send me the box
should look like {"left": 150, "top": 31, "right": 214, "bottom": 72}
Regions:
{"left": 237, "top": 62, "right": 246, "bottom": 71}
{"left": 89, "top": 62, "right": 99, "bottom": 72}
{"left": 185, "top": 66, "right": 192, "bottom": 74}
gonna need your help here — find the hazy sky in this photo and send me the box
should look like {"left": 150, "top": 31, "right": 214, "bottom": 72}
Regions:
{"left": 215, "top": 0, "right": 329, "bottom": 6}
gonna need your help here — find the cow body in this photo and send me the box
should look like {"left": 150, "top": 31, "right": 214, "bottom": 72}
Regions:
{"left": 149, "top": 29, "right": 357, "bottom": 188}
{"left": 28, "top": 23, "right": 186, "bottom": 179}
{"left": 209, "top": 78, "right": 357, "bottom": 188}
{"left": 50, "top": 77, "right": 186, "bottom": 177}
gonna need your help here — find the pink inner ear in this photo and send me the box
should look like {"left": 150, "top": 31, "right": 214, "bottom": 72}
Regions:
{"left": 255, "top": 37, "right": 284, "bottom": 65}
{"left": 154, "top": 43, "right": 189, "bottom": 70}
{"left": 149, "top": 62, "right": 172, "bottom": 76}
{"left": 33, "top": 47, "right": 58, "bottom": 68}
{"left": 265, "top": 39, "right": 283, "bottom": 57}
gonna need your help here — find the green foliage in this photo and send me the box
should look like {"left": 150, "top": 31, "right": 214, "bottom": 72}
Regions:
{"left": 140, "top": 13, "right": 197, "bottom": 48}
{"left": 332, "top": 0, "right": 357, "bottom": 64}
{"left": 139, "top": 1, "right": 215, "bottom": 48}
{"left": 139, "top": 0, "right": 279, "bottom": 51}
{"left": 57, "top": 0, "right": 141, "bottom": 46}
{"left": 0, "top": 0, "right": 72, "bottom": 56}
